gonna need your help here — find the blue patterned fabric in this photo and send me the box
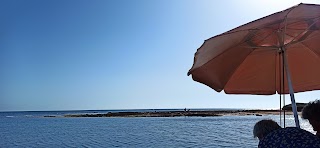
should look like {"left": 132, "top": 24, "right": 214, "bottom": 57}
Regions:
{"left": 259, "top": 127, "right": 320, "bottom": 148}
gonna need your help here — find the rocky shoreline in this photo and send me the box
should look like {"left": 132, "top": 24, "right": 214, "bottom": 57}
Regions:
{"left": 59, "top": 109, "right": 295, "bottom": 118}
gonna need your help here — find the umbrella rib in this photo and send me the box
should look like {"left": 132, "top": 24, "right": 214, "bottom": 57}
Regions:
{"left": 204, "top": 17, "right": 317, "bottom": 41}
{"left": 188, "top": 41, "right": 248, "bottom": 75}
{"left": 286, "top": 31, "right": 320, "bottom": 47}
{"left": 237, "top": 17, "right": 320, "bottom": 39}
{"left": 281, "top": 4, "right": 295, "bottom": 46}
{"left": 208, "top": 6, "right": 319, "bottom": 42}
{"left": 285, "top": 33, "right": 295, "bottom": 39}
{"left": 299, "top": 41, "right": 320, "bottom": 59}
{"left": 221, "top": 3, "right": 302, "bottom": 36}
{"left": 240, "top": 18, "right": 320, "bottom": 48}
{"left": 205, "top": 29, "right": 254, "bottom": 41}
{"left": 286, "top": 28, "right": 319, "bottom": 31}
{"left": 188, "top": 29, "right": 279, "bottom": 75}
{"left": 223, "top": 49, "right": 255, "bottom": 90}
{"left": 189, "top": 29, "right": 279, "bottom": 75}
{"left": 244, "top": 27, "right": 287, "bottom": 49}
{"left": 245, "top": 28, "right": 277, "bottom": 47}
{"left": 284, "top": 16, "right": 320, "bottom": 29}
{"left": 243, "top": 46, "right": 278, "bottom": 49}
{"left": 188, "top": 30, "right": 258, "bottom": 75}
{"left": 286, "top": 18, "right": 320, "bottom": 45}
{"left": 230, "top": 5, "right": 299, "bottom": 42}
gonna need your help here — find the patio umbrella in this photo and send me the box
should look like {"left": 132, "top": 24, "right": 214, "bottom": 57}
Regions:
{"left": 188, "top": 3, "right": 320, "bottom": 128}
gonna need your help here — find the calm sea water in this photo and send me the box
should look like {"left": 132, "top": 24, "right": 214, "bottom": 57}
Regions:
{"left": 0, "top": 110, "right": 314, "bottom": 148}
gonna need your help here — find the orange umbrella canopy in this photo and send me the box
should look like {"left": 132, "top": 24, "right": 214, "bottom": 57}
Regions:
{"left": 188, "top": 3, "right": 320, "bottom": 95}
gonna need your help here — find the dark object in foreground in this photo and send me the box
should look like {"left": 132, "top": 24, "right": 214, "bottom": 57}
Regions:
{"left": 301, "top": 99, "right": 320, "bottom": 138}
{"left": 282, "top": 103, "right": 307, "bottom": 111}
{"left": 259, "top": 127, "right": 320, "bottom": 148}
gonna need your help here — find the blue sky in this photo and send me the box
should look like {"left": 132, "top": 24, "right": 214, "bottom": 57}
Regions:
{"left": 1, "top": 0, "right": 320, "bottom": 111}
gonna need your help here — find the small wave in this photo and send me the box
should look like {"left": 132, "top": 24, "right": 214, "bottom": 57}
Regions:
{"left": 6, "top": 116, "right": 14, "bottom": 118}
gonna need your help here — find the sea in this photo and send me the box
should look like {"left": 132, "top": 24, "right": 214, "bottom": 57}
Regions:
{"left": 0, "top": 109, "right": 315, "bottom": 148}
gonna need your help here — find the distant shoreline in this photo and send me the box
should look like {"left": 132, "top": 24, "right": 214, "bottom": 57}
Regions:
{"left": 51, "top": 109, "right": 297, "bottom": 118}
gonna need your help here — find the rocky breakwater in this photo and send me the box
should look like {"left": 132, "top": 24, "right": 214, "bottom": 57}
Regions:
{"left": 63, "top": 111, "right": 224, "bottom": 118}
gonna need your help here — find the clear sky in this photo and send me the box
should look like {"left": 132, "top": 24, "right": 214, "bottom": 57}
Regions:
{"left": 1, "top": 0, "right": 320, "bottom": 111}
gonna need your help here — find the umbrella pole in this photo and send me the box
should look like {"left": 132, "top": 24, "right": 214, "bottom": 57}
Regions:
{"left": 282, "top": 47, "right": 300, "bottom": 128}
